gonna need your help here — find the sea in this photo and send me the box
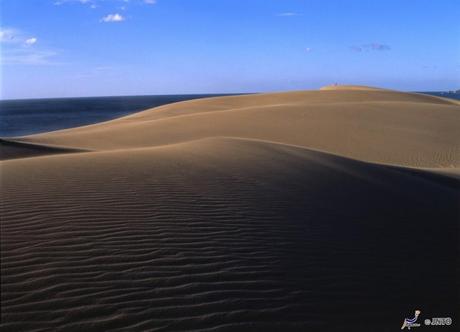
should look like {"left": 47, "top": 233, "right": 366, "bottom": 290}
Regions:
{"left": 0, "top": 92, "right": 458, "bottom": 138}
{"left": 0, "top": 94, "right": 232, "bottom": 137}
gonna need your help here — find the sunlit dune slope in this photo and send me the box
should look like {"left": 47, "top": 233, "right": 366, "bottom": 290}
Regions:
{"left": 10, "top": 87, "right": 460, "bottom": 167}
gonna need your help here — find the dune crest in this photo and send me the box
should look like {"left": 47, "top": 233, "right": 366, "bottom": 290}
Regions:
{"left": 320, "top": 84, "right": 390, "bottom": 91}
{"left": 5, "top": 87, "right": 459, "bottom": 168}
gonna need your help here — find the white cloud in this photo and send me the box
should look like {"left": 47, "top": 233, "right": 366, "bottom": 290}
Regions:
{"left": 305, "top": 47, "right": 312, "bottom": 53}
{"left": 25, "top": 37, "right": 38, "bottom": 45}
{"left": 144, "top": 0, "right": 156, "bottom": 4}
{"left": 101, "top": 13, "right": 125, "bottom": 22}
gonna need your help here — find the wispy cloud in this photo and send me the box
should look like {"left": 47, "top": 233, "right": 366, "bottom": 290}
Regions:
{"left": 0, "top": 28, "right": 22, "bottom": 44}
{"left": 1, "top": 49, "right": 58, "bottom": 65}
{"left": 277, "top": 12, "right": 302, "bottom": 17}
{"left": 101, "top": 13, "right": 125, "bottom": 22}
{"left": 74, "top": 65, "right": 117, "bottom": 79}
{"left": 0, "top": 27, "right": 38, "bottom": 46}
{"left": 421, "top": 65, "right": 438, "bottom": 70}
{"left": 368, "top": 43, "right": 391, "bottom": 51}
{"left": 350, "top": 43, "right": 391, "bottom": 52}
{"left": 0, "top": 28, "right": 15, "bottom": 42}
{"left": 55, "top": 0, "right": 157, "bottom": 7}
{"left": 54, "top": 0, "right": 93, "bottom": 5}
{"left": 305, "top": 47, "right": 313, "bottom": 53}
{"left": 1, "top": 27, "right": 58, "bottom": 65}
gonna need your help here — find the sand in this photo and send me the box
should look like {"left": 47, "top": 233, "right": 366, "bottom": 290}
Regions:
{"left": 8, "top": 86, "right": 459, "bottom": 167}
{"left": 1, "top": 86, "right": 459, "bottom": 331}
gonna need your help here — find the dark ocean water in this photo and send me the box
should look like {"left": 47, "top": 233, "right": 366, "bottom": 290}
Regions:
{"left": 0, "top": 92, "right": 458, "bottom": 138}
{"left": 419, "top": 91, "right": 460, "bottom": 100}
{"left": 0, "top": 94, "right": 232, "bottom": 137}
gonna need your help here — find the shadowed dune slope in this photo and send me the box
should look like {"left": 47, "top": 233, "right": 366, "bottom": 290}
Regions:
{"left": 0, "top": 139, "right": 87, "bottom": 160}
{"left": 1, "top": 138, "right": 458, "bottom": 331}
{"left": 9, "top": 88, "right": 460, "bottom": 167}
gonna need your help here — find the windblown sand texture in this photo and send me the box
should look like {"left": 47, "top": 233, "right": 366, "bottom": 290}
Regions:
{"left": 1, "top": 86, "right": 459, "bottom": 331}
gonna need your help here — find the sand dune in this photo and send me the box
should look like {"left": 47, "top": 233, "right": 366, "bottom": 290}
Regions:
{"left": 9, "top": 87, "right": 460, "bottom": 167}
{"left": 1, "top": 87, "right": 459, "bottom": 331}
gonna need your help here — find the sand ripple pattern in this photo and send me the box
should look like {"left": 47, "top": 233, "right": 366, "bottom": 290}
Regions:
{"left": 1, "top": 139, "right": 458, "bottom": 331}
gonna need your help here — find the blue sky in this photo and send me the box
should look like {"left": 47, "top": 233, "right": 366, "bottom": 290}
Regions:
{"left": 1, "top": 0, "right": 459, "bottom": 99}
